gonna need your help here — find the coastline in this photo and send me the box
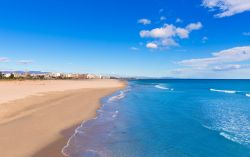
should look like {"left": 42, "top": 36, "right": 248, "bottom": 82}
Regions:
{"left": 0, "top": 79, "right": 126, "bottom": 157}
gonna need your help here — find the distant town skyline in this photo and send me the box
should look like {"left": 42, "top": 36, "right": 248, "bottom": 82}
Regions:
{"left": 0, "top": 0, "right": 250, "bottom": 78}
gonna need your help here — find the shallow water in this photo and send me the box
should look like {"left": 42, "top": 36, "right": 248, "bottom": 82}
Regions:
{"left": 63, "top": 79, "right": 250, "bottom": 157}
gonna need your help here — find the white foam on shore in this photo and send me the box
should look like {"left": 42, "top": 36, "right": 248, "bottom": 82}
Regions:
{"left": 108, "top": 91, "right": 125, "bottom": 102}
{"left": 62, "top": 88, "right": 128, "bottom": 156}
{"left": 112, "top": 110, "right": 119, "bottom": 118}
{"left": 62, "top": 120, "right": 87, "bottom": 157}
{"left": 210, "top": 88, "right": 237, "bottom": 94}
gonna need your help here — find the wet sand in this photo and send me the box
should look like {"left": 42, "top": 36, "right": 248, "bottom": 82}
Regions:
{"left": 0, "top": 79, "right": 126, "bottom": 157}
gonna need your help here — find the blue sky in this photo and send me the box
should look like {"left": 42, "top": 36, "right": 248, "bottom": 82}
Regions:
{"left": 0, "top": 0, "right": 250, "bottom": 78}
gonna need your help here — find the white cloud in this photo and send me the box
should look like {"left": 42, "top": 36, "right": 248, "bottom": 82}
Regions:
{"left": 160, "top": 16, "right": 166, "bottom": 21}
{"left": 186, "top": 22, "right": 203, "bottom": 31}
{"left": 18, "top": 60, "right": 33, "bottom": 65}
{"left": 212, "top": 64, "right": 246, "bottom": 71}
{"left": 173, "top": 46, "right": 250, "bottom": 78}
{"left": 0, "top": 57, "right": 9, "bottom": 62}
{"left": 146, "top": 42, "right": 158, "bottom": 49}
{"left": 202, "top": 36, "right": 208, "bottom": 43}
{"left": 176, "top": 18, "right": 183, "bottom": 23}
{"left": 202, "top": 0, "right": 250, "bottom": 17}
{"left": 140, "top": 24, "right": 176, "bottom": 39}
{"left": 138, "top": 18, "right": 151, "bottom": 25}
{"left": 131, "top": 47, "right": 139, "bottom": 51}
{"left": 161, "top": 38, "right": 179, "bottom": 47}
{"left": 179, "top": 46, "right": 250, "bottom": 67}
{"left": 140, "top": 22, "right": 202, "bottom": 48}
{"left": 176, "top": 28, "right": 189, "bottom": 39}
{"left": 243, "top": 32, "right": 250, "bottom": 36}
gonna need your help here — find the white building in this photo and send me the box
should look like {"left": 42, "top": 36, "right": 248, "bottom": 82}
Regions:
{"left": 86, "top": 74, "right": 97, "bottom": 79}
{"left": 51, "top": 73, "right": 62, "bottom": 77}
{"left": 4, "top": 73, "right": 11, "bottom": 78}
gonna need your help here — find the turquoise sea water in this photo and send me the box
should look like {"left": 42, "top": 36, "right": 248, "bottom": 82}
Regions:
{"left": 63, "top": 79, "right": 250, "bottom": 157}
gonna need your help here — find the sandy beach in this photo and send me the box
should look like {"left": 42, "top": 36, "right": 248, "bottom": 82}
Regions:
{"left": 0, "top": 79, "right": 126, "bottom": 157}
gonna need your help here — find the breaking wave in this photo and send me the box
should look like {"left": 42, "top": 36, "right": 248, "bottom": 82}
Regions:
{"left": 154, "top": 84, "right": 174, "bottom": 91}
{"left": 155, "top": 84, "right": 169, "bottom": 90}
{"left": 210, "top": 88, "right": 237, "bottom": 94}
{"left": 62, "top": 87, "right": 128, "bottom": 157}
{"left": 204, "top": 104, "right": 250, "bottom": 146}
{"left": 108, "top": 91, "right": 125, "bottom": 102}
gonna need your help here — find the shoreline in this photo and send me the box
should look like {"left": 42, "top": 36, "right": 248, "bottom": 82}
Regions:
{"left": 61, "top": 85, "right": 126, "bottom": 156}
{"left": 0, "top": 79, "right": 126, "bottom": 157}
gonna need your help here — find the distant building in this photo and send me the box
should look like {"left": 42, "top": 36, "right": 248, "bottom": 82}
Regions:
{"left": 52, "top": 73, "right": 62, "bottom": 77}
{"left": 14, "top": 73, "right": 23, "bottom": 78}
{"left": 4, "top": 73, "right": 11, "bottom": 78}
{"left": 0, "top": 71, "right": 111, "bottom": 80}
{"left": 65, "top": 73, "right": 73, "bottom": 78}
{"left": 30, "top": 73, "right": 46, "bottom": 79}
{"left": 46, "top": 72, "right": 64, "bottom": 79}
{"left": 86, "top": 74, "right": 98, "bottom": 79}
{"left": 77, "top": 74, "right": 88, "bottom": 79}
{"left": 101, "top": 75, "right": 110, "bottom": 79}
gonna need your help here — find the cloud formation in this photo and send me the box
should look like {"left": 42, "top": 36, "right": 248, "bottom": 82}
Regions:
{"left": 160, "top": 16, "right": 166, "bottom": 21}
{"left": 176, "top": 18, "right": 183, "bottom": 23}
{"left": 212, "top": 64, "right": 249, "bottom": 71}
{"left": 202, "top": 0, "right": 250, "bottom": 17}
{"left": 202, "top": 36, "right": 208, "bottom": 43}
{"left": 146, "top": 42, "right": 158, "bottom": 49}
{"left": 138, "top": 18, "right": 151, "bottom": 25}
{"left": 179, "top": 46, "right": 250, "bottom": 67}
{"left": 0, "top": 57, "right": 9, "bottom": 62}
{"left": 18, "top": 60, "right": 33, "bottom": 65}
{"left": 140, "top": 22, "right": 202, "bottom": 49}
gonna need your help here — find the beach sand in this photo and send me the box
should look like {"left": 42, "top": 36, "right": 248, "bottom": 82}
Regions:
{"left": 0, "top": 79, "right": 126, "bottom": 157}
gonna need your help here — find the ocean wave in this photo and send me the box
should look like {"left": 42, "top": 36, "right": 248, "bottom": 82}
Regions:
{"left": 209, "top": 88, "right": 237, "bottom": 94}
{"left": 155, "top": 84, "right": 169, "bottom": 90}
{"left": 62, "top": 121, "right": 86, "bottom": 156}
{"left": 62, "top": 88, "right": 129, "bottom": 156}
{"left": 220, "top": 132, "right": 237, "bottom": 142}
{"left": 219, "top": 131, "right": 250, "bottom": 145}
{"left": 108, "top": 91, "right": 125, "bottom": 102}
{"left": 155, "top": 84, "right": 175, "bottom": 91}
{"left": 204, "top": 105, "right": 250, "bottom": 146}
{"left": 246, "top": 94, "right": 250, "bottom": 97}
{"left": 204, "top": 122, "right": 250, "bottom": 145}
{"left": 220, "top": 132, "right": 241, "bottom": 144}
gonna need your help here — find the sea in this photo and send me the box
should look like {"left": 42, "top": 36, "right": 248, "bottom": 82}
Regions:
{"left": 62, "top": 79, "right": 250, "bottom": 157}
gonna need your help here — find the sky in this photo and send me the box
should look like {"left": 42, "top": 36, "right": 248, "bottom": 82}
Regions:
{"left": 0, "top": 0, "right": 250, "bottom": 78}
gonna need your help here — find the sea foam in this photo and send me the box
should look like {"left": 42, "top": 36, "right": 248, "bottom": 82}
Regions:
{"left": 155, "top": 84, "right": 175, "bottom": 91}
{"left": 155, "top": 84, "right": 169, "bottom": 90}
{"left": 62, "top": 88, "right": 128, "bottom": 157}
{"left": 108, "top": 91, "right": 125, "bottom": 102}
{"left": 210, "top": 88, "right": 237, "bottom": 94}
{"left": 205, "top": 104, "right": 250, "bottom": 146}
